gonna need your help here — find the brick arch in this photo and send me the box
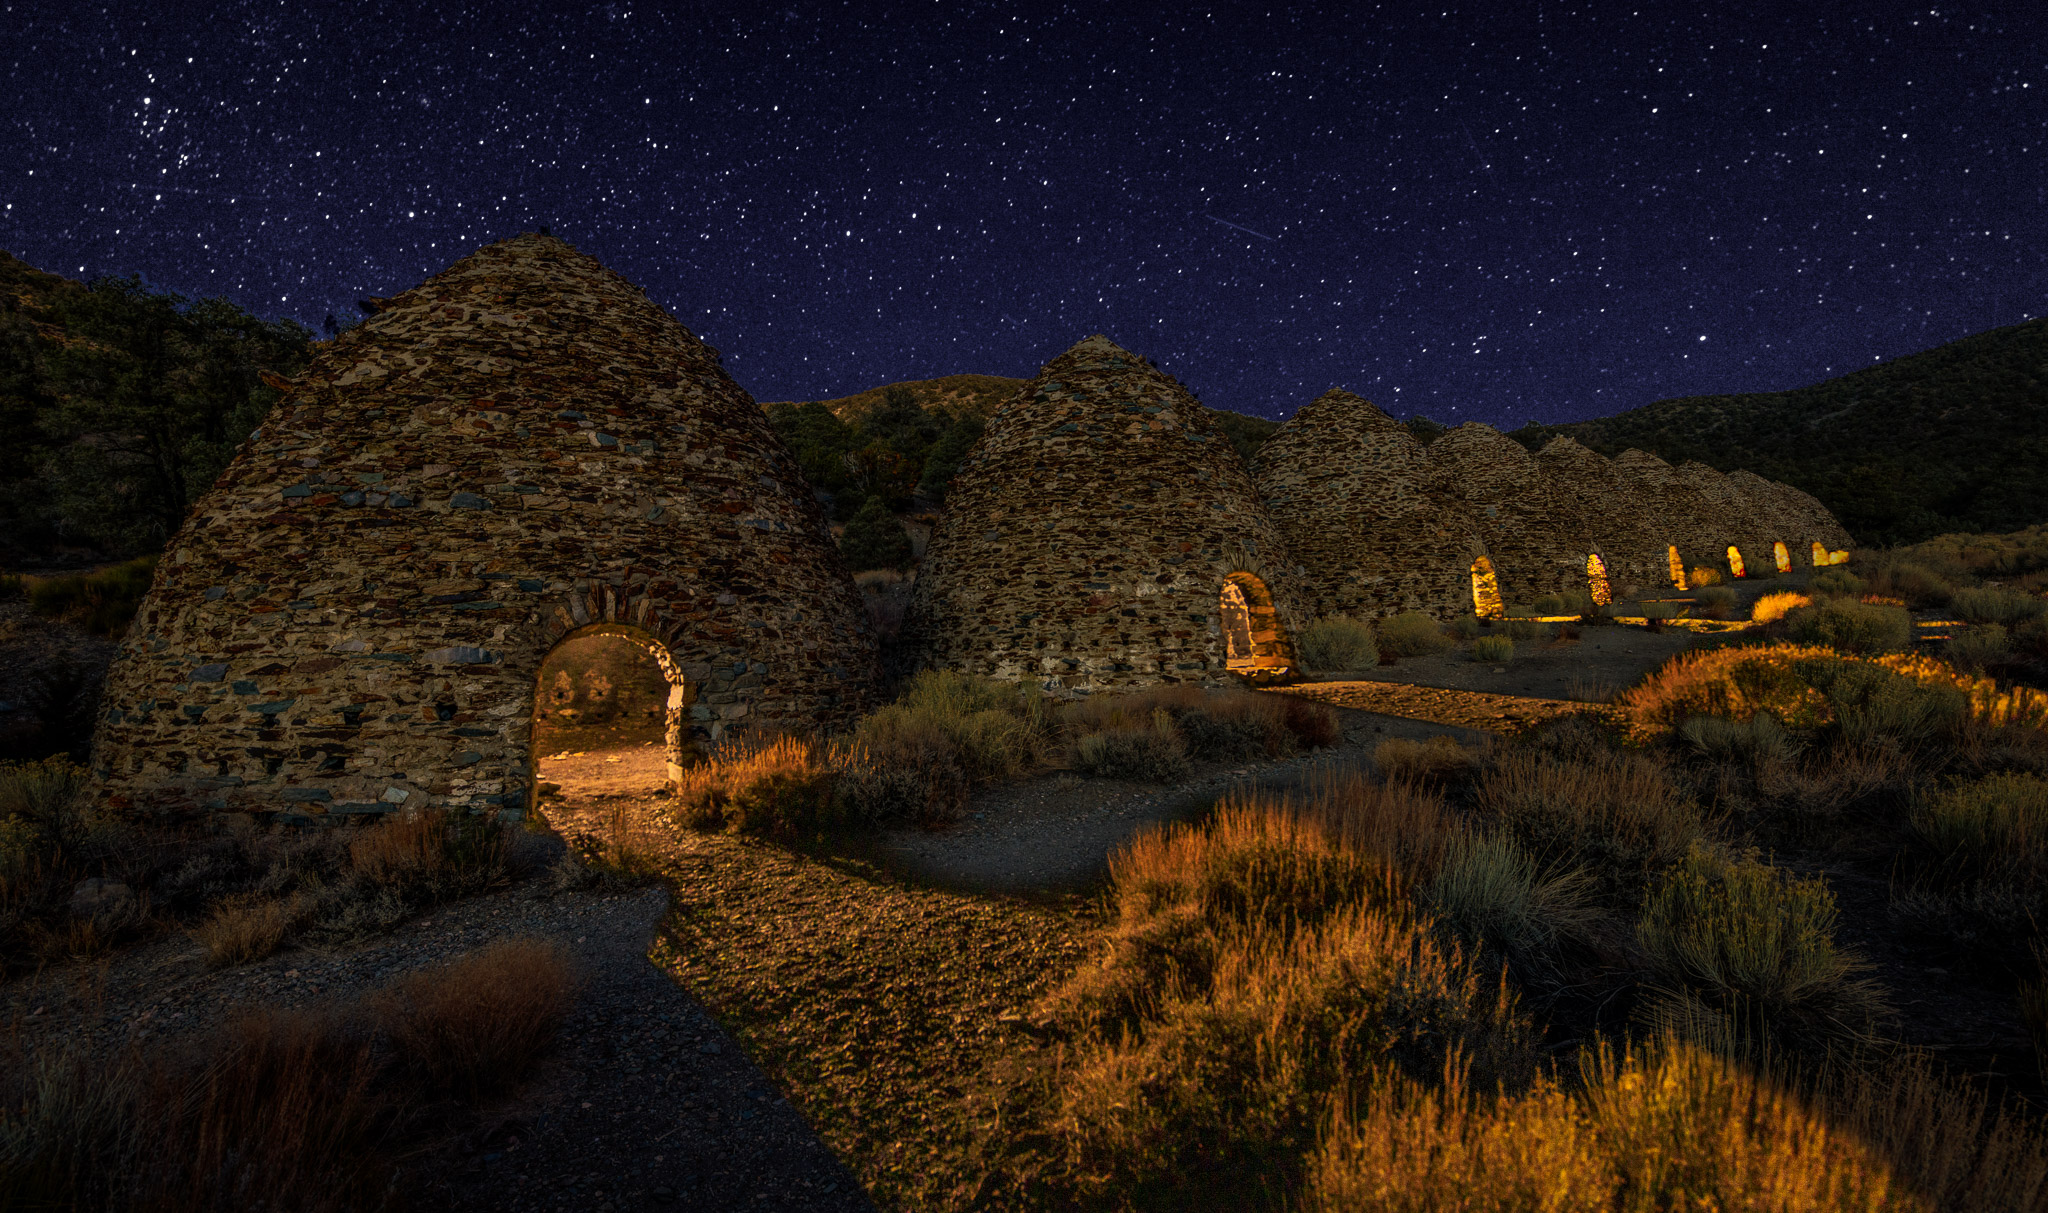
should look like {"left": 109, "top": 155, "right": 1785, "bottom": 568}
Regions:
{"left": 1470, "top": 556, "right": 1504, "bottom": 619}
{"left": 1774, "top": 541, "right": 1792, "bottom": 574}
{"left": 1667, "top": 545, "right": 1689, "bottom": 591}
{"left": 1586, "top": 553, "right": 1613, "bottom": 606}
{"left": 1726, "top": 545, "right": 1747, "bottom": 578}
{"left": 533, "top": 622, "right": 694, "bottom": 806}
{"left": 1220, "top": 571, "right": 1295, "bottom": 675}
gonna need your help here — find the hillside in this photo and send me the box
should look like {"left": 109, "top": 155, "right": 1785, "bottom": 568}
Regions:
{"left": 1512, "top": 316, "right": 2048, "bottom": 546}
{"left": 761, "top": 373, "right": 1026, "bottom": 426}
{"left": 0, "top": 251, "right": 312, "bottom": 561}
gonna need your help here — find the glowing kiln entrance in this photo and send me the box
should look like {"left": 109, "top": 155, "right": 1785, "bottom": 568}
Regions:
{"left": 1811, "top": 541, "right": 1828, "bottom": 568}
{"left": 1586, "top": 554, "right": 1612, "bottom": 607}
{"left": 1667, "top": 545, "right": 1689, "bottom": 591}
{"left": 1220, "top": 572, "right": 1292, "bottom": 674}
{"left": 533, "top": 623, "right": 693, "bottom": 798}
{"left": 1726, "top": 546, "right": 1746, "bottom": 578}
{"left": 1773, "top": 541, "right": 1792, "bottom": 573}
{"left": 1470, "top": 556, "right": 1504, "bottom": 619}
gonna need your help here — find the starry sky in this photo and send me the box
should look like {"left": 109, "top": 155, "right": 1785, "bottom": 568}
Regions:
{"left": 4, "top": 2, "right": 2043, "bottom": 427}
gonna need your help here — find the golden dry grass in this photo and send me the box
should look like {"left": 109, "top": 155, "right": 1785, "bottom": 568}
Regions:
{"left": 191, "top": 893, "right": 299, "bottom": 968}
{"left": 1753, "top": 590, "right": 1812, "bottom": 623}
{"left": 1373, "top": 735, "right": 1483, "bottom": 785}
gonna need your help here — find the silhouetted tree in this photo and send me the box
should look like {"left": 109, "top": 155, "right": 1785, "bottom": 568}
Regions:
{"left": 837, "top": 494, "right": 913, "bottom": 571}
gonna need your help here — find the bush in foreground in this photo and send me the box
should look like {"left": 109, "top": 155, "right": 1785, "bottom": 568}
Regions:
{"left": 1469, "top": 635, "right": 1514, "bottom": 663}
{"left": 1752, "top": 590, "right": 1811, "bottom": 623}
{"left": 1378, "top": 611, "right": 1453, "bottom": 658}
{"left": 376, "top": 938, "right": 577, "bottom": 1100}
{"left": 1951, "top": 586, "right": 2047, "bottom": 626}
{"left": 1474, "top": 749, "right": 1705, "bottom": 907}
{"left": 1373, "top": 735, "right": 1481, "bottom": 785}
{"left": 1785, "top": 598, "right": 1914, "bottom": 654}
{"left": 1296, "top": 615, "right": 1379, "bottom": 673}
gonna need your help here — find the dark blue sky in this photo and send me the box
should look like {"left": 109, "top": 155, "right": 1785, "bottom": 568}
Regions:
{"left": 4, "top": 2, "right": 2043, "bottom": 425}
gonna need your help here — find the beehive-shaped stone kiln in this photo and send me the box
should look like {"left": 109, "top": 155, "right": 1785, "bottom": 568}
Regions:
{"left": 93, "top": 233, "right": 877, "bottom": 819}
{"left": 1252, "top": 389, "right": 1487, "bottom": 620}
{"left": 1674, "top": 461, "right": 1776, "bottom": 576}
{"left": 1770, "top": 478, "right": 1854, "bottom": 556}
{"left": 1726, "top": 470, "right": 1828, "bottom": 569}
{"left": 905, "top": 335, "right": 1306, "bottom": 693}
{"left": 1428, "top": 423, "right": 1581, "bottom": 607}
{"left": 1532, "top": 436, "right": 1666, "bottom": 598}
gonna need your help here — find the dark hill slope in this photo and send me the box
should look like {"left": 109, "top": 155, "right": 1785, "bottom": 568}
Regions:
{"left": 1514, "top": 316, "right": 2048, "bottom": 546}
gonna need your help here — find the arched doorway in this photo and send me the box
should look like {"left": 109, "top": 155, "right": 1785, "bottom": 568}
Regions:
{"left": 1220, "top": 572, "right": 1293, "bottom": 674}
{"left": 532, "top": 623, "right": 691, "bottom": 813}
{"left": 1773, "top": 541, "right": 1792, "bottom": 573}
{"left": 1811, "top": 541, "right": 1828, "bottom": 568}
{"left": 1470, "top": 556, "right": 1504, "bottom": 619}
{"left": 1667, "top": 545, "right": 1689, "bottom": 591}
{"left": 1586, "top": 553, "right": 1612, "bottom": 606}
{"left": 1726, "top": 546, "right": 1747, "bottom": 578}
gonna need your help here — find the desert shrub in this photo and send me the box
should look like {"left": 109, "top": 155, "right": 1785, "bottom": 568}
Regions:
{"left": 1752, "top": 590, "right": 1812, "bottom": 623}
{"left": 1911, "top": 772, "right": 2048, "bottom": 888}
{"left": 1528, "top": 588, "right": 1595, "bottom": 617}
{"left": 1564, "top": 673, "right": 1618, "bottom": 704}
{"left": 1695, "top": 585, "right": 1738, "bottom": 617}
{"left": 1297, "top": 615, "right": 1379, "bottom": 673}
{"left": 672, "top": 735, "right": 845, "bottom": 832}
{"left": 1952, "top": 586, "right": 2048, "bottom": 626}
{"left": 1881, "top": 561, "right": 1955, "bottom": 608}
{"left": 1637, "top": 844, "right": 1885, "bottom": 1051}
{"left": 1638, "top": 600, "right": 1680, "bottom": 620}
{"left": 1810, "top": 568, "right": 1867, "bottom": 598}
{"left": 347, "top": 807, "right": 511, "bottom": 900}
{"left": 193, "top": 894, "right": 301, "bottom": 968}
{"left": 0, "top": 756, "right": 92, "bottom": 863}
{"left": 1378, "top": 611, "right": 1453, "bottom": 658}
{"left": 376, "top": 938, "right": 576, "bottom": 1100}
{"left": 23, "top": 556, "right": 158, "bottom": 636}
{"left": 1447, "top": 613, "right": 1484, "bottom": 640}
{"left": 1469, "top": 635, "right": 1514, "bottom": 663}
{"left": 1500, "top": 616, "right": 1551, "bottom": 641}
{"left": 1799, "top": 657, "right": 1970, "bottom": 748}
{"left": 1688, "top": 566, "right": 1724, "bottom": 588}
{"left": 1427, "top": 831, "right": 1586, "bottom": 971}
{"left": 1374, "top": 735, "right": 1481, "bottom": 785}
{"left": 1304, "top": 1042, "right": 1909, "bottom": 1212}
{"left": 837, "top": 494, "right": 913, "bottom": 570}
{"left": 1473, "top": 749, "right": 1705, "bottom": 907}
{"left": 1072, "top": 710, "right": 1192, "bottom": 783}
{"left": 854, "top": 568, "right": 911, "bottom": 643}
{"left": 1786, "top": 598, "right": 1913, "bottom": 654}
{"left": 1678, "top": 712, "right": 1802, "bottom": 767}
{"left": 1042, "top": 802, "right": 1534, "bottom": 1205}
{"left": 1279, "top": 696, "right": 1344, "bottom": 749}
{"left": 0, "top": 572, "right": 21, "bottom": 599}
{"left": 1065, "top": 685, "right": 1335, "bottom": 767}
{"left": 1947, "top": 623, "right": 2012, "bottom": 671}
{"left": 882, "top": 668, "right": 1054, "bottom": 780}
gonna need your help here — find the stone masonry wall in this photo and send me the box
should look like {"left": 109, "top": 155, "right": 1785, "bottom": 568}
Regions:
{"left": 1250, "top": 390, "right": 1486, "bottom": 621}
{"left": 92, "top": 234, "right": 877, "bottom": 820}
{"left": 1532, "top": 436, "right": 1666, "bottom": 596}
{"left": 1429, "top": 423, "right": 1580, "bottom": 607}
{"left": 905, "top": 335, "right": 1308, "bottom": 694}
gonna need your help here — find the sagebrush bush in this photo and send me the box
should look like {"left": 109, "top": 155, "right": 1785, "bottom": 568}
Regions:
{"left": 377, "top": 938, "right": 576, "bottom": 1100}
{"left": 1910, "top": 771, "right": 2048, "bottom": 887}
{"left": 1072, "top": 710, "right": 1192, "bottom": 783}
{"left": 1786, "top": 598, "right": 1913, "bottom": 654}
{"left": 348, "top": 808, "right": 512, "bottom": 898}
{"left": 1305, "top": 1042, "right": 1908, "bottom": 1212}
{"left": 1678, "top": 712, "right": 1802, "bottom": 766}
{"left": 1427, "top": 831, "right": 1586, "bottom": 969}
{"left": 1474, "top": 750, "right": 1705, "bottom": 906}
{"left": 1374, "top": 735, "right": 1481, "bottom": 785}
{"left": 1881, "top": 561, "right": 1955, "bottom": 607}
{"left": 1946, "top": 623, "right": 2012, "bottom": 671}
{"left": 1379, "top": 611, "right": 1453, "bottom": 658}
{"left": 1951, "top": 586, "right": 2047, "bottom": 626}
{"left": 193, "top": 894, "right": 301, "bottom": 968}
{"left": 1688, "top": 566, "right": 1724, "bottom": 588}
{"left": 1297, "top": 615, "right": 1379, "bottom": 673}
{"left": 1810, "top": 569, "right": 1867, "bottom": 598}
{"left": 1695, "top": 585, "right": 1738, "bottom": 616}
{"left": 1469, "top": 635, "right": 1515, "bottom": 663}
{"left": 1637, "top": 844, "right": 1885, "bottom": 1051}
{"left": 1752, "top": 590, "right": 1811, "bottom": 623}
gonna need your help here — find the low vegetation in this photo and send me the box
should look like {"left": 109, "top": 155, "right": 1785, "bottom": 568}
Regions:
{"left": 1296, "top": 614, "right": 1378, "bottom": 673}
{"left": 0, "top": 938, "right": 572, "bottom": 1211}
{"left": 1469, "top": 634, "right": 1514, "bottom": 663}
{"left": 1378, "top": 611, "right": 1454, "bottom": 658}
{"left": 20, "top": 557, "right": 160, "bottom": 636}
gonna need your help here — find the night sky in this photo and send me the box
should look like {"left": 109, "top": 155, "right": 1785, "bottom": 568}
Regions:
{"left": 4, "top": 2, "right": 2043, "bottom": 427}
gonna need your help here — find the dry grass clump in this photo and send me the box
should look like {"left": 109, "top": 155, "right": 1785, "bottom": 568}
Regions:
{"left": 1811, "top": 568, "right": 1868, "bottom": 599}
{"left": 1038, "top": 801, "right": 1534, "bottom": 1206}
{"left": 1304, "top": 1042, "right": 1906, "bottom": 1212}
{"left": 1469, "top": 634, "right": 1515, "bottom": 663}
{"left": 1895, "top": 772, "right": 2048, "bottom": 969}
{"left": 22, "top": 556, "right": 158, "bottom": 636}
{"left": 1378, "top": 611, "right": 1454, "bottom": 658}
{"left": 1694, "top": 584, "right": 1739, "bottom": 617}
{"left": 0, "top": 936, "right": 573, "bottom": 1212}
{"left": 192, "top": 892, "right": 302, "bottom": 967}
{"left": 1373, "top": 735, "right": 1483, "bottom": 785}
{"left": 1678, "top": 712, "right": 1802, "bottom": 768}
{"left": 376, "top": 938, "right": 577, "bottom": 1100}
{"left": 1064, "top": 685, "right": 1339, "bottom": 777}
{"left": 1947, "top": 623, "right": 2012, "bottom": 671}
{"left": 674, "top": 734, "right": 847, "bottom": 832}
{"left": 1637, "top": 844, "right": 1886, "bottom": 1052}
{"left": 1297, "top": 614, "right": 1379, "bottom": 673}
{"left": 346, "top": 807, "right": 512, "bottom": 900}
{"left": 1753, "top": 590, "right": 1812, "bottom": 623}
{"left": 1428, "top": 831, "right": 1589, "bottom": 971}
{"left": 1473, "top": 749, "right": 1706, "bottom": 907}
{"left": 1870, "top": 560, "right": 1956, "bottom": 608}
{"left": 1688, "top": 565, "right": 1724, "bottom": 587}
{"left": 1786, "top": 598, "right": 1914, "bottom": 653}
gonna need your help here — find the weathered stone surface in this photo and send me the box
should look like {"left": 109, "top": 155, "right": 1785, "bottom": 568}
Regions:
{"left": 1430, "top": 423, "right": 1575, "bottom": 606}
{"left": 1674, "top": 461, "right": 1776, "bottom": 575}
{"left": 1252, "top": 390, "right": 1487, "bottom": 619}
{"left": 92, "top": 233, "right": 877, "bottom": 819}
{"left": 905, "top": 335, "right": 1307, "bottom": 693}
{"left": 1532, "top": 436, "right": 1666, "bottom": 597}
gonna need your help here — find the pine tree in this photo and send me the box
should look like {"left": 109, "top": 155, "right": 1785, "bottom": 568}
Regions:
{"left": 838, "top": 494, "right": 913, "bottom": 570}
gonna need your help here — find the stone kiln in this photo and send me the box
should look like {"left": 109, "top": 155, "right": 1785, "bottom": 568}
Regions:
{"left": 905, "top": 335, "right": 1307, "bottom": 693}
{"left": 1250, "top": 389, "right": 1486, "bottom": 620}
{"left": 92, "top": 234, "right": 876, "bottom": 820}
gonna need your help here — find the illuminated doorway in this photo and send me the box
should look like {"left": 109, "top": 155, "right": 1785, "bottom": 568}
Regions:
{"left": 533, "top": 624, "right": 691, "bottom": 812}
{"left": 1773, "top": 541, "right": 1792, "bottom": 573}
{"left": 1811, "top": 541, "right": 1828, "bottom": 568}
{"left": 1667, "top": 546, "right": 1688, "bottom": 591}
{"left": 1220, "top": 572, "right": 1292, "bottom": 674}
{"left": 1586, "top": 553, "right": 1612, "bottom": 607}
{"left": 1726, "top": 546, "right": 1747, "bottom": 578}
{"left": 1470, "top": 556, "right": 1504, "bottom": 619}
